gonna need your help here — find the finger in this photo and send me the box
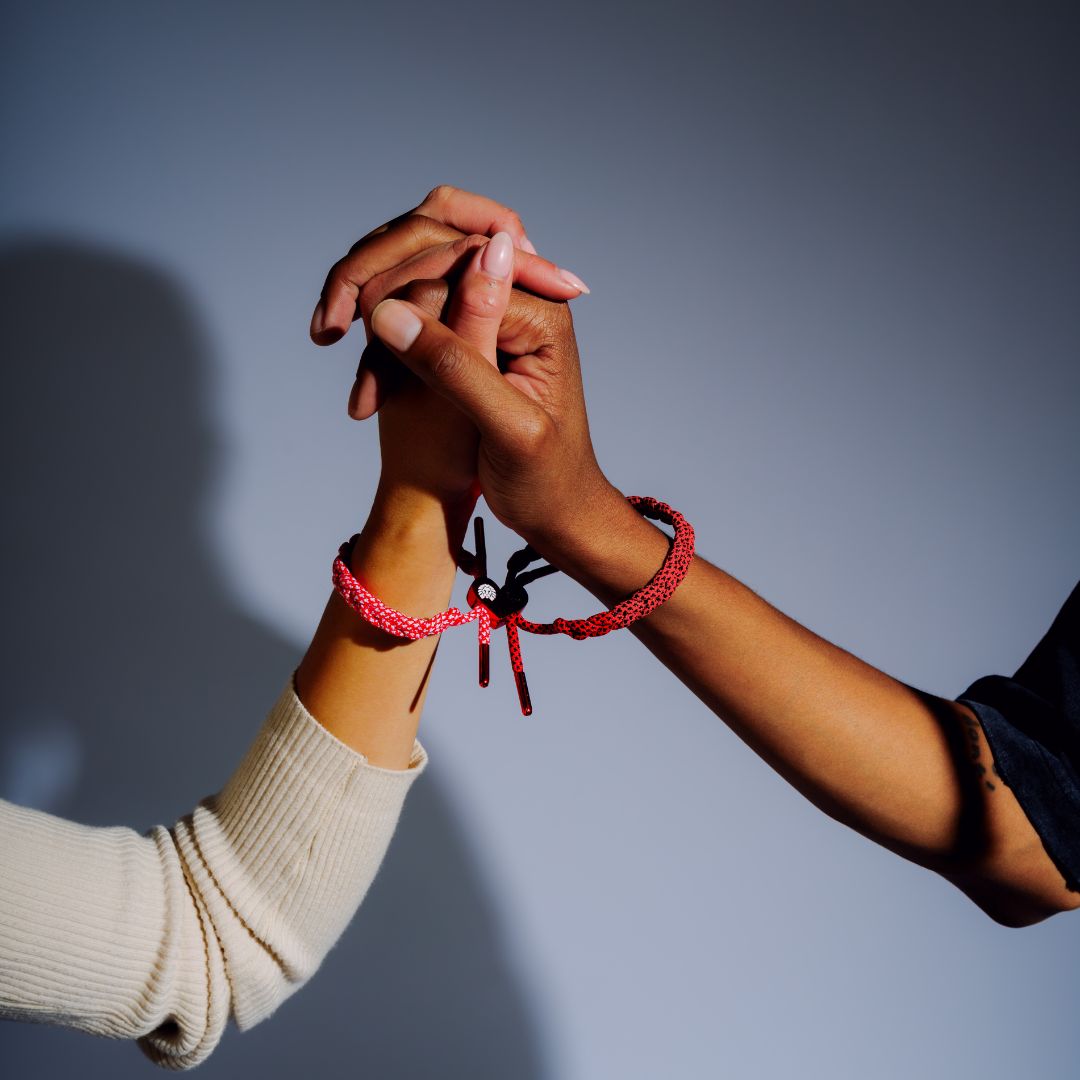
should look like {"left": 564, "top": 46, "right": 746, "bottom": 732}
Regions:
{"left": 348, "top": 234, "right": 514, "bottom": 419}
{"left": 314, "top": 212, "right": 588, "bottom": 348}
{"left": 415, "top": 187, "right": 589, "bottom": 295}
{"left": 347, "top": 279, "right": 569, "bottom": 421}
{"left": 445, "top": 232, "right": 515, "bottom": 364}
{"left": 356, "top": 234, "right": 484, "bottom": 336}
{"left": 310, "top": 214, "right": 461, "bottom": 344}
{"left": 369, "top": 297, "right": 538, "bottom": 447}
{"left": 415, "top": 185, "right": 537, "bottom": 253}
{"left": 347, "top": 339, "right": 416, "bottom": 419}
{"left": 394, "top": 277, "right": 561, "bottom": 356}
{"left": 359, "top": 234, "right": 581, "bottom": 333}
{"left": 347, "top": 364, "right": 382, "bottom": 420}
{"left": 349, "top": 238, "right": 580, "bottom": 420}
{"left": 346, "top": 281, "right": 453, "bottom": 421}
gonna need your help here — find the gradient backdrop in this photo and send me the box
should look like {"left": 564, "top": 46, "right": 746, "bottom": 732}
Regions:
{"left": 1, "top": 3, "right": 1078, "bottom": 1078}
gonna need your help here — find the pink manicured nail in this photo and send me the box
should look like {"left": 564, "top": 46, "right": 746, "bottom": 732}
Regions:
{"left": 520, "top": 235, "right": 538, "bottom": 255}
{"left": 371, "top": 300, "right": 422, "bottom": 352}
{"left": 481, "top": 231, "right": 514, "bottom": 280}
{"left": 558, "top": 268, "right": 590, "bottom": 294}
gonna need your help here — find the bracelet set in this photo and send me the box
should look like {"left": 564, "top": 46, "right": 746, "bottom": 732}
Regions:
{"left": 331, "top": 496, "right": 695, "bottom": 715}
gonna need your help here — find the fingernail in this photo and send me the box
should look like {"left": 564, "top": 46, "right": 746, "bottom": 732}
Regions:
{"left": 558, "top": 268, "right": 590, "bottom": 295}
{"left": 481, "top": 231, "right": 514, "bottom": 280}
{"left": 311, "top": 300, "right": 343, "bottom": 343}
{"left": 371, "top": 300, "right": 422, "bottom": 352}
{"left": 520, "top": 235, "right": 538, "bottom": 256}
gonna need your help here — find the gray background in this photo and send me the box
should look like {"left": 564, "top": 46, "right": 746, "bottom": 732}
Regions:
{"left": 1, "top": 2, "right": 1077, "bottom": 1078}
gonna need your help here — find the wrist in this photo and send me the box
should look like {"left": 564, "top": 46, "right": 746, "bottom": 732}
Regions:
{"left": 531, "top": 484, "right": 673, "bottom": 605}
{"left": 365, "top": 479, "right": 476, "bottom": 549}
{"left": 349, "top": 479, "right": 476, "bottom": 613}
{"left": 297, "top": 480, "right": 474, "bottom": 769}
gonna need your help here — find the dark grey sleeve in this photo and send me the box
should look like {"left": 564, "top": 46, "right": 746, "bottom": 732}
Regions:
{"left": 958, "top": 581, "right": 1080, "bottom": 892}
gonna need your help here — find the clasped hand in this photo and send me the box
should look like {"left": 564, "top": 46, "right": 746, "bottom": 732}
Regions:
{"left": 310, "top": 185, "right": 625, "bottom": 562}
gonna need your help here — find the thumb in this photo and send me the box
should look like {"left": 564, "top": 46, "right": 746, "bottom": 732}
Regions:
{"left": 444, "top": 230, "right": 514, "bottom": 363}
{"left": 370, "top": 296, "right": 536, "bottom": 444}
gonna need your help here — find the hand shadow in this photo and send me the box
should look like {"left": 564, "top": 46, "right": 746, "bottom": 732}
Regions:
{"left": 0, "top": 238, "right": 546, "bottom": 1080}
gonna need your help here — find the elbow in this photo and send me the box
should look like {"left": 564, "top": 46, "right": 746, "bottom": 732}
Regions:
{"left": 973, "top": 896, "right": 1056, "bottom": 929}
{"left": 981, "top": 881, "right": 1080, "bottom": 928}
{"left": 943, "top": 856, "right": 1080, "bottom": 928}
{"left": 973, "top": 892, "right": 1078, "bottom": 929}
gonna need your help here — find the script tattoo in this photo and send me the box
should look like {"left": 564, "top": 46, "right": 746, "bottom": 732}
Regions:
{"left": 960, "top": 711, "right": 998, "bottom": 792}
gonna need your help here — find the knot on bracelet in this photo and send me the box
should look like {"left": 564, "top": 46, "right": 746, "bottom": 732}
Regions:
{"left": 331, "top": 496, "right": 694, "bottom": 716}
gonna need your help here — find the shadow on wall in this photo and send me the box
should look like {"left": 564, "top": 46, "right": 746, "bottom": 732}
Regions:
{"left": 0, "top": 239, "right": 546, "bottom": 1080}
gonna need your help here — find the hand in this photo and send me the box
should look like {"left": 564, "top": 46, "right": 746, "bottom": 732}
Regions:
{"left": 366, "top": 273, "right": 625, "bottom": 562}
{"left": 310, "top": 185, "right": 590, "bottom": 419}
{"left": 295, "top": 232, "right": 527, "bottom": 766}
{"left": 372, "top": 232, "right": 517, "bottom": 506}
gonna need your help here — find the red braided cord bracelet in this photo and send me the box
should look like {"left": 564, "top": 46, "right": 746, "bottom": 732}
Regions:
{"left": 332, "top": 496, "right": 694, "bottom": 715}
{"left": 331, "top": 552, "right": 494, "bottom": 644}
{"left": 509, "top": 497, "right": 694, "bottom": 638}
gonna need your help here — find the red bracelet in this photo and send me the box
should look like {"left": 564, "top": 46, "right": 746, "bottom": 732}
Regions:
{"left": 332, "top": 496, "right": 694, "bottom": 716}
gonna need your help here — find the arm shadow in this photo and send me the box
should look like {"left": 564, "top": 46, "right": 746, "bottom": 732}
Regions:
{"left": 0, "top": 237, "right": 547, "bottom": 1079}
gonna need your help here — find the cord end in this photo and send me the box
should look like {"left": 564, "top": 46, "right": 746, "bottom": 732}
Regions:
{"left": 514, "top": 669, "right": 533, "bottom": 716}
{"left": 479, "top": 641, "right": 490, "bottom": 688}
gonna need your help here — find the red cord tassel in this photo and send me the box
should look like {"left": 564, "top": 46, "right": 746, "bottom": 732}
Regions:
{"left": 505, "top": 620, "right": 532, "bottom": 716}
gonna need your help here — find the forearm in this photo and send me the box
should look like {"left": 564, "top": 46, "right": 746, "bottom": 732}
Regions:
{"left": 0, "top": 482, "right": 454, "bottom": 1063}
{"left": 295, "top": 480, "right": 474, "bottom": 768}
{"left": 0, "top": 683, "right": 425, "bottom": 1068}
{"left": 538, "top": 489, "right": 1068, "bottom": 922}
{"left": 541, "top": 491, "right": 964, "bottom": 850}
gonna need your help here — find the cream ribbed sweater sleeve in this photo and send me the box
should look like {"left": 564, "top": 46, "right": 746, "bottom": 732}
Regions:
{"left": 0, "top": 676, "right": 427, "bottom": 1070}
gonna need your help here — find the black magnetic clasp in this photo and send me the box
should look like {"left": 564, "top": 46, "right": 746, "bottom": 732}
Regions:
{"left": 490, "top": 582, "right": 529, "bottom": 620}
{"left": 466, "top": 577, "right": 529, "bottom": 622}
{"left": 467, "top": 576, "right": 500, "bottom": 611}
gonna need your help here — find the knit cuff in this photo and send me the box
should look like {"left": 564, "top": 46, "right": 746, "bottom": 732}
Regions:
{"left": 183, "top": 676, "right": 426, "bottom": 1024}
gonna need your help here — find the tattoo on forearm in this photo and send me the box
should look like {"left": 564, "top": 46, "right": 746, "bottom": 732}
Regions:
{"left": 961, "top": 712, "right": 999, "bottom": 792}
